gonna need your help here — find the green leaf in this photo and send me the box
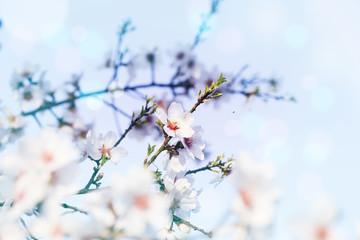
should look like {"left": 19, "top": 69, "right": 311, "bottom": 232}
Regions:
{"left": 147, "top": 144, "right": 156, "bottom": 155}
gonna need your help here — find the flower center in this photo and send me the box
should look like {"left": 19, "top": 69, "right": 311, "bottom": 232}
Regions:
{"left": 23, "top": 91, "right": 33, "bottom": 100}
{"left": 42, "top": 152, "right": 53, "bottom": 163}
{"left": 8, "top": 115, "right": 17, "bottom": 123}
{"left": 187, "top": 59, "right": 195, "bottom": 69}
{"left": 184, "top": 137, "right": 193, "bottom": 148}
{"left": 22, "top": 71, "right": 32, "bottom": 78}
{"left": 133, "top": 194, "right": 149, "bottom": 210}
{"left": 176, "top": 52, "right": 185, "bottom": 60}
{"left": 16, "top": 190, "right": 25, "bottom": 201}
{"left": 167, "top": 120, "right": 179, "bottom": 131}
{"left": 99, "top": 144, "right": 112, "bottom": 157}
{"left": 240, "top": 190, "right": 252, "bottom": 208}
{"left": 146, "top": 53, "right": 155, "bottom": 63}
{"left": 315, "top": 226, "right": 328, "bottom": 240}
{"left": 52, "top": 224, "right": 63, "bottom": 237}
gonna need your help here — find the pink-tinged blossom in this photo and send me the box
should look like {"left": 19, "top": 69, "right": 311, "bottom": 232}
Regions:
{"left": 163, "top": 153, "right": 187, "bottom": 174}
{"left": 85, "top": 168, "right": 171, "bottom": 238}
{"left": 0, "top": 128, "right": 80, "bottom": 219}
{"left": 180, "top": 125, "right": 205, "bottom": 160}
{"left": 164, "top": 171, "right": 200, "bottom": 219}
{"left": 0, "top": 217, "right": 25, "bottom": 240}
{"left": 128, "top": 113, "right": 156, "bottom": 141}
{"left": 155, "top": 102, "right": 194, "bottom": 138}
{"left": 158, "top": 229, "right": 182, "bottom": 240}
{"left": 10, "top": 62, "right": 39, "bottom": 91}
{"left": 231, "top": 155, "right": 280, "bottom": 229}
{"left": 214, "top": 225, "right": 247, "bottom": 240}
{"left": 192, "top": 67, "right": 220, "bottom": 92}
{"left": 14, "top": 85, "right": 45, "bottom": 111}
{"left": 85, "top": 130, "right": 127, "bottom": 163}
{"left": 292, "top": 197, "right": 344, "bottom": 240}
{"left": 1, "top": 128, "right": 79, "bottom": 175}
{"left": 0, "top": 107, "right": 24, "bottom": 130}
{"left": 31, "top": 197, "right": 99, "bottom": 240}
{"left": 168, "top": 44, "right": 193, "bottom": 68}
{"left": 60, "top": 108, "right": 92, "bottom": 141}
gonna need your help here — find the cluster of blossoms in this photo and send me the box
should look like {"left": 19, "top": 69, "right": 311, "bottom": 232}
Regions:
{"left": 0, "top": 0, "right": 341, "bottom": 239}
{"left": 214, "top": 154, "right": 280, "bottom": 239}
{"left": 0, "top": 105, "right": 25, "bottom": 149}
{"left": 292, "top": 197, "right": 344, "bottom": 240}
{"left": 0, "top": 128, "right": 79, "bottom": 239}
{"left": 10, "top": 63, "right": 50, "bottom": 112}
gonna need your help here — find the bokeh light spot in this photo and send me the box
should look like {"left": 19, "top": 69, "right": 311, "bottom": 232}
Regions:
{"left": 7, "top": 35, "right": 36, "bottom": 55}
{"left": 54, "top": 46, "right": 83, "bottom": 74}
{"left": 265, "top": 142, "right": 292, "bottom": 165}
{"left": 45, "top": 26, "right": 70, "bottom": 48}
{"left": 86, "top": 97, "right": 103, "bottom": 111}
{"left": 296, "top": 171, "right": 324, "bottom": 202}
{"left": 260, "top": 118, "right": 289, "bottom": 145}
{"left": 309, "top": 86, "right": 335, "bottom": 111}
{"left": 285, "top": 24, "right": 308, "bottom": 47}
{"left": 301, "top": 74, "right": 318, "bottom": 92}
{"left": 215, "top": 27, "right": 243, "bottom": 56}
{"left": 239, "top": 113, "right": 263, "bottom": 142}
{"left": 78, "top": 31, "right": 107, "bottom": 60}
{"left": 1, "top": 0, "right": 68, "bottom": 42}
{"left": 252, "top": 3, "right": 286, "bottom": 35}
{"left": 224, "top": 119, "right": 240, "bottom": 136}
{"left": 304, "top": 131, "right": 334, "bottom": 166}
{"left": 71, "top": 25, "right": 88, "bottom": 43}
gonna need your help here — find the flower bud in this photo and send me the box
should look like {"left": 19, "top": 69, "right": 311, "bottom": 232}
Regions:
{"left": 179, "top": 223, "right": 191, "bottom": 233}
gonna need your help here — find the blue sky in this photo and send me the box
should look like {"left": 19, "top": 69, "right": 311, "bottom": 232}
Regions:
{"left": 0, "top": 0, "right": 360, "bottom": 238}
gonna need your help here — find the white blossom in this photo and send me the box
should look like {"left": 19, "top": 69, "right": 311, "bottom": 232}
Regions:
{"left": 155, "top": 102, "right": 194, "bottom": 138}
{"left": 85, "top": 130, "right": 127, "bottom": 163}
{"left": 168, "top": 44, "right": 193, "bottom": 68}
{"left": 163, "top": 153, "right": 187, "bottom": 174}
{"left": 85, "top": 167, "right": 171, "bottom": 238}
{"left": 292, "top": 196, "right": 344, "bottom": 240}
{"left": 231, "top": 156, "right": 280, "bottom": 229}
{"left": 180, "top": 125, "right": 205, "bottom": 160}
{"left": 164, "top": 171, "right": 200, "bottom": 219}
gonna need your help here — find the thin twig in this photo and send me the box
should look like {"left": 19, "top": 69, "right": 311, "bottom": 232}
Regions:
{"left": 20, "top": 218, "right": 38, "bottom": 240}
{"left": 61, "top": 203, "right": 88, "bottom": 215}
{"left": 173, "top": 215, "right": 213, "bottom": 238}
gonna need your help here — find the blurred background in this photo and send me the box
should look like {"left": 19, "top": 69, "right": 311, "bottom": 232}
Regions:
{"left": 0, "top": 0, "right": 360, "bottom": 239}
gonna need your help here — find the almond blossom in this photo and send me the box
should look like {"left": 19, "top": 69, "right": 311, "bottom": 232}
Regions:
{"left": 180, "top": 125, "right": 205, "bottom": 160}
{"left": 168, "top": 44, "right": 192, "bottom": 68}
{"left": 163, "top": 153, "right": 187, "bottom": 174}
{"left": 292, "top": 196, "right": 344, "bottom": 240}
{"left": 85, "top": 130, "right": 127, "bottom": 163}
{"left": 85, "top": 167, "right": 171, "bottom": 238}
{"left": 155, "top": 102, "right": 194, "bottom": 138}
{"left": 229, "top": 155, "right": 280, "bottom": 234}
{"left": 164, "top": 171, "right": 200, "bottom": 220}
{"left": 0, "top": 128, "right": 80, "bottom": 219}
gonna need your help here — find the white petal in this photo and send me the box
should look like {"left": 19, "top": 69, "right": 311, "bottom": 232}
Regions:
{"left": 168, "top": 102, "right": 184, "bottom": 119}
{"left": 104, "top": 131, "right": 117, "bottom": 147}
{"left": 176, "top": 126, "right": 194, "bottom": 138}
{"left": 155, "top": 108, "right": 167, "bottom": 123}
{"left": 182, "top": 112, "right": 194, "bottom": 126}
{"left": 111, "top": 147, "right": 127, "bottom": 163}
{"left": 164, "top": 126, "right": 175, "bottom": 137}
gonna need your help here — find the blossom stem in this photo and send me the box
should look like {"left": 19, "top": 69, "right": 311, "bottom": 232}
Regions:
{"left": 173, "top": 215, "right": 213, "bottom": 238}
{"left": 21, "top": 82, "right": 190, "bottom": 117}
{"left": 144, "top": 136, "right": 171, "bottom": 167}
{"left": 185, "top": 164, "right": 217, "bottom": 175}
{"left": 61, "top": 203, "right": 88, "bottom": 215}
{"left": 20, "top": 218, "right": 38, "bottom": 240}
